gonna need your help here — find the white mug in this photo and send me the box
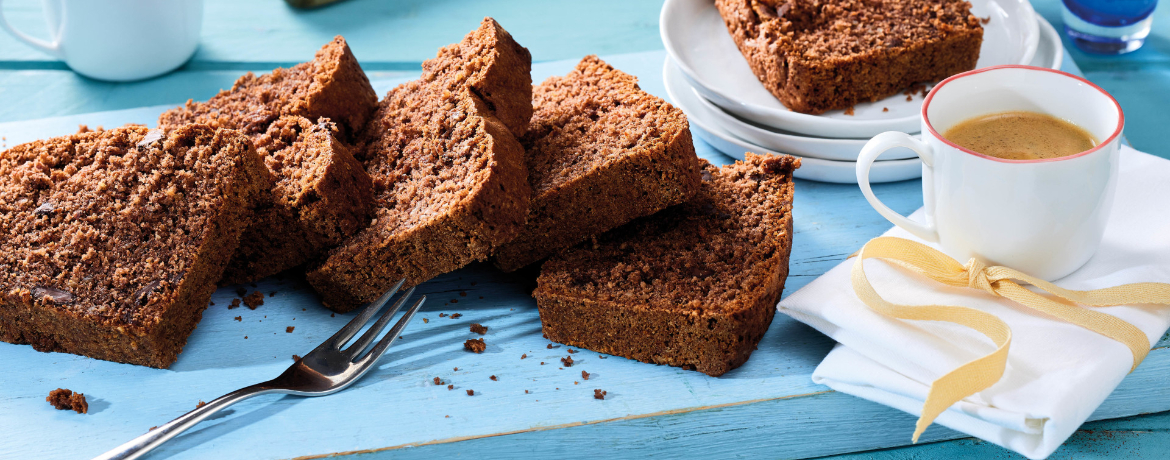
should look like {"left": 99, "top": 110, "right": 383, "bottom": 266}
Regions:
{"left": 856, "top": 65, "right": 1125, "bottom": 281}
{"left": 0, "top": 0, "right": 203, "bottom": 81}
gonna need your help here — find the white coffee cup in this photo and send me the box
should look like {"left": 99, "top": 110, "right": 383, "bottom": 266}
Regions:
{"left": 856, "top": 65, "right": 1125, "bottom": 281}
{"left": 0, "top": 0, "right": 203, "bottom": 81}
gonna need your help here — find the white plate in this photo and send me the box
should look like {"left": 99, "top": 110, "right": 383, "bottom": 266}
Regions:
{"left": 685, "top": 16, "right": 1065, "bottom": 162}
{"left": 665, "top": 58, "right": 924, "bottom": 184}
{"left": 660, "top": 0, "right": 1040, "bottom": 138}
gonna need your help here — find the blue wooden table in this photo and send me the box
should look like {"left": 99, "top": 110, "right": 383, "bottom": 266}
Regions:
{"left": 0, "top": 1, "right": 1168, "bottom": 459}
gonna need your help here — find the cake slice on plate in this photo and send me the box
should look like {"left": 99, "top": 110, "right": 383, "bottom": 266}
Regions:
{"left": 534, "top": 153, "right": 800, "bottom": 376}
{"left": 715, "top": 0, "right": 983, "bottom": 114}
{"left": 307, "top": 18, "right": 533, "bottom": 312}
{"left": 492, "top": 55, "right": 703, "bottom": 272}
{"left": 159, "top": 36, "right": 379, "bottom": 284}
{"left": 0, "top": 125, "right": 270, "bottom": 368}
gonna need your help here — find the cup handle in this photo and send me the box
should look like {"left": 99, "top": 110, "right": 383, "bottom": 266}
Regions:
{"left": 0, "top": 0, "right": 63, "bottom": 58}
{"left": 856, "top": 131, "right": 940, "bottom": 243}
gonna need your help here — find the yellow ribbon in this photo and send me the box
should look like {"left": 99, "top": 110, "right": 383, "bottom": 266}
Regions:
{"left": 851, "top": 237, "right": 1170, "bottom": 442}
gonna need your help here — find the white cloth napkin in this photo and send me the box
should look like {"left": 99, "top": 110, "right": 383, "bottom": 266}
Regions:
{"left": 777, "top": 146, "right": 1170, "bottom": 459}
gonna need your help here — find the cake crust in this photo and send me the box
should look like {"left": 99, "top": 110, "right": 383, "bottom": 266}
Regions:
{"left": 307, "top": 18, "right": 533, "bottom": 312}
{"left": 493, "top": 56, "right": 703, "bottom": 272}
{"left": 716, "top": 0, "right": 983, "bottom": 114}
{"left": 0, "top": 125, "right": 269, "bottom": 368}
{"left": 534, "top": 153, "right": 800, "bottom": 376}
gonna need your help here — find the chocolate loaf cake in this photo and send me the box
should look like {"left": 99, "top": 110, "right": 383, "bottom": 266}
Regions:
{"left": 306, "top": 18, "right": 533, "bottom": 312}
{"left": 159, "top": 36, "right": 378, "bottom": 283}
{"left": 534, "top": 153, "right": 800, "bottom": 376}
{"left": 492, "top": 56, "right": 703, "bottom": 272}
{"left": 0, "top": 125, "right": 269, "bottom": 368}
{"left": 219, "top": 117, "right": 374, "bottom": 284}
{"left": 715, "top": 0, "right": 983, "bottom": 114}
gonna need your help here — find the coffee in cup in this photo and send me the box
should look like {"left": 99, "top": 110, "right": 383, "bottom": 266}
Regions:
{"left": 942, "top": 111, "right": 1097, "bottom": 160}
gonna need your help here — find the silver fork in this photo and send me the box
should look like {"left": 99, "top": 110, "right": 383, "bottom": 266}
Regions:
{"left": 93, "top": 278, "right": 425, "bottom": 460}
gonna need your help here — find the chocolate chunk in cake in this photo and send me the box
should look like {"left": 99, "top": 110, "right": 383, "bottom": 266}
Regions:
{"left": 0, "top": 125, "right": 269, "bottom": 368}
{"left": 494, "top": 56, "right": 702, "bottom": 271}
{"left": 307, "top": 18, "right": 533, "bottom": 312}
{"left": 534, "top": 154, "right": 799, "bottom": 376}
{"left": 715, "top": 0, "right": 982, "bottom": 114}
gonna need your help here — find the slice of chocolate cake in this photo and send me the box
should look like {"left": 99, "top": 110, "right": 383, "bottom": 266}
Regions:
{"left": 158, "top": 37, "right": 379, "bottom": 284}
{"left": 307, "top": 18, "right": 533, "bottom": 312}
{"left": 158, "top": 36, "right": 378, "bottom": 139}
{"left": 0, "top": 125, "right": 270, "bottom": 368}
{"left": 534, "top": 153, "right": 800, "bottom": 376}
{"left": 219, "top": 116, "right": 374, "bottom": 284}
{"left": 493, "top": 56, "right": 702, "bottom": 272}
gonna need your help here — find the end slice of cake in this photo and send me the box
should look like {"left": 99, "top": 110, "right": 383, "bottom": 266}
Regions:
{"left": 492, "top": 56, "right": 703, "bottom": 272}
{"left": 534, "top": 153, "right": 800, "bottom": 376}
{"left": 220, "top": 116, "right": 374, "bottom": 284}
{"left": 0, "top": 125, "right": 270, "bottom": 368}
{"left": 159, "top": 36, "right": 379, "bottom": 284}
{"left": 306, "top": 18, "right": 533, "bottom": 312}
{"left": 715, "top": 0, "right": 983, "bottom": 114}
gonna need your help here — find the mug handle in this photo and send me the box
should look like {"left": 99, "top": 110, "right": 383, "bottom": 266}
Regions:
{"left": 856, "top": 132, "right": 940, "bottom": 243}
{"left": 0, "top": 0, "right": 63, "bottom": 58}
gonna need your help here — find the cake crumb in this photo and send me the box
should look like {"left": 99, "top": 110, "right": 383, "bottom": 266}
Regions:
{"left": 229, "top": 298, "right": 242, "bottom": 309}
{"left": 459, "top": 291, "right": 467, "bottom": 297}
{"left": 450, "top": 313, "right": 462, "bottom": 319}
{"left": 464, "top": 338, "right": 486, "bottom": 353}
{"left": 540, "top": 362, "right": 546, "bottom": 365}
{"left": 594, "top": 389, "right": 607, "bottom": 400}
{"left": 292, "top": 354, "right": 301, "bottom": 361}
{"left": 210, "top": 301, "right": 216, "bottom": 306}
{"left": 450, "top": 299, "right": 458, "bottom": 304}
{"left": 582, "top": 370, "right": 590, "bottom": 380}
{"left": 599, "top": 355, "right": 607, "bottom": 359}
{"left": 330, "top": 313, "right": 335, "bottom": 317}
{"left": 547, "top": 344, "right": 554, "bottom": 349}
{"left": 981, "top": 15, "right": 991, "bottom": 24}
{"left": 439, "top": 313, "right": 448, "bottom": 318}
{"left": 244, "top": 336, "right": 248, "bottom": 339}
{"left": 46, "top": 389, "right": 88, "bottom": 414}
{"left": 286, "top": 326, "right": 295, "bottom": 333}
{"left": 470, "top": 323, "right": 488, "bottom": 335}
{"left": 243, "top": 291, "right": 265, "bottom": 309}
{"left": 448, "top": 384, "right": 454, "bottom": 390}
{"left": 234, "top": 316, "right": 242, "bottom": 322}
{"left": 906, "top": 95, "right": 913, "bottom": 101}
{"left": 525, "top": 390, "right": 530, "bottom": 394}
{"left": 445, "top": 415, "right": 450, "bottom": 418}
{"left": 521, "top": 353, "right": 527, "bottom": 359}
{"left": 844, "top": 106, "right": 855, "bottom": 116}
{"left": 882, "top": 107, "right": 889, "bottom": 112}
{"left": 561, "top": 356, "right": 574, "bottom": 367}
{"left": 433, "top": 377, "right": 443, "bottom": 385}
{"left": 454, "top": 367, "right": 459, "bottom": 371}
{"left": 574, "top": 381, "right": 579, "bottom": 385}
{"left": 269, "top": 292, "right": 276, "bottom": 297}
{"left": 567, "top": 349, "right": 577, "bottom": 354}
{"left": 466, "top": 389, "right": 475, "bottom": 396}
{"left": 150, "top": 426, "right": 158, "bottom": 431}
{"left": 423, "top": 318, "right": 429, "bottom": 323}
{"left": 196, "top": 400, "right": 206, "bottom": 409}
{"left": 490, "top": 375, "right": 498, "bottom": 381}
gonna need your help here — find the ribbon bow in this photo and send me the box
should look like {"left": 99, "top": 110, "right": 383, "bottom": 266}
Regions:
{"left": 851, "top": 237, "right": 1170, "bottom": 442}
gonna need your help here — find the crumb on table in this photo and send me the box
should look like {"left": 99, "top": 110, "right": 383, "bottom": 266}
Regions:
{"left": 490, "top": 375, "right": 498, "bottom": 381}
{"left": 561, "top": 355, "right": 574, "bottom": 367}
{"left": 286, "top": 326, "right": 295, "bottom": 333}
{"left": 466, "top": 389, "right": 475, "bottom": 396}
{"left": 594, "top": 389, "right": 607, "bottom": 400}
{"left": 450, "top": 313, "right": 462, "bottom": 319}
{"left": 244, "top": 291, "right": 265, "bottom": 309}
{"left": 464, "top": 338, "right": 486, "bottom": 353}
{"left": 582, "top": 370, "right": 590, "bottom": 380}
{"left": 470, "top": 323, "right": 488, "bottom": 335}
{"left": 46, "top": 388, "right": 88, "bottom": 414}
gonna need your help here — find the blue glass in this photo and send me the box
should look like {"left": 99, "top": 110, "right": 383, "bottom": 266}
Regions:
{"left": 1062, "top": 0, "right": 1158, "bottom": 54}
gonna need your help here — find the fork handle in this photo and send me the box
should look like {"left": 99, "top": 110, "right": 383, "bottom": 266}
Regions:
{"left": 92, "top": 383, "right": 278, "bottom": 460}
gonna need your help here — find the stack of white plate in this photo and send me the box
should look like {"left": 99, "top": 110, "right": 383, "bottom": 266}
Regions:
{"left": 660, "top": 0, "right": 1065, "bottom": 183}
